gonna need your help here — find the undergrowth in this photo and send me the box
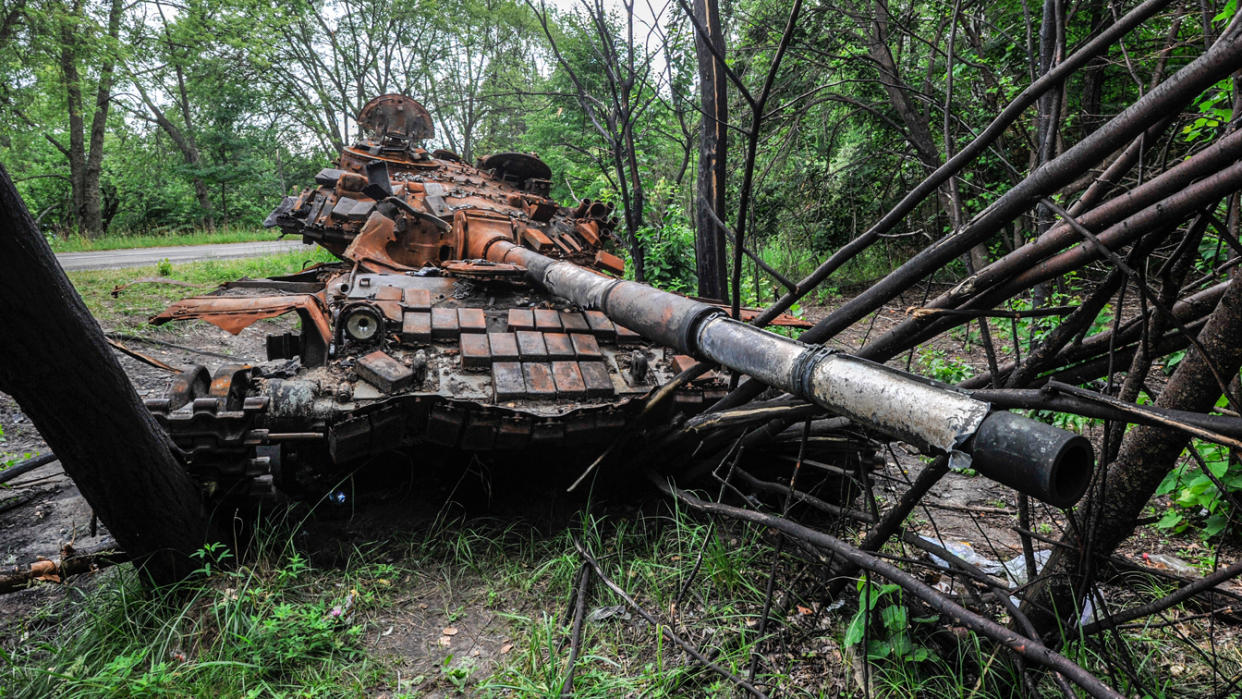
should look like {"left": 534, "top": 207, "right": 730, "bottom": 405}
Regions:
{"left": 479, "top": 506, "right": 774, "bottom": 696}
{"left": 2, "top": 494, "right": 1237, "bottom": 697}
{"left": 0, "top": 518, "right": 389, "bottom": 697}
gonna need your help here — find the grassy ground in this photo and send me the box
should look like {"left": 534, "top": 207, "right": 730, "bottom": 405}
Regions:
{"left": 0, "top": 500, "right": 844, "bottom": 698}
{"left": 50, "top": 227, "right": 277, "bottom": 253}
{"left": 0, "top": 502, "right": 750, "bottom": 697}
{"left": 4, "top": 493, "right": 1228, "bottom": 698}
{"left": 66, "top": 247, "right": 337, "bottom": 331}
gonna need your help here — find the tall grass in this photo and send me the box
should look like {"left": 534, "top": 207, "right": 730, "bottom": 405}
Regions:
{"left": 0, "top": 515, "right": 390, "bottom": 698}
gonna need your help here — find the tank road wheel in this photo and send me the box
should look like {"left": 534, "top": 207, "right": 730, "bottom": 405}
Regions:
{"left": 147, "top": 365, "right": 276, "bottom": 513}
{"left": 209, "top": 364, "right": 252, "bottom": 411}
{"left": 165, "top": 365, "right": 211, "bottom": 411}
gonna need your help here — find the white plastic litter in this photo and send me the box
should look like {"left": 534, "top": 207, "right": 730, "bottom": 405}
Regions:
{"left": 587, "top": 605, "right": 631, "bottom": 623}
{"left": 917, "top": 535, "right": 1005, "bottom": 576}
{"left": 1000, "top": 549, "right": 1052, "bottom": 587}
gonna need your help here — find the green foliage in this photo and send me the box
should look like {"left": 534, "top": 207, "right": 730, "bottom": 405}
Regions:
{"left": 483, "top": 507, "right": 774, "bottom": 696}
{"left": 0, "top": 532, "right": 385, "bottom": 697}
{"left": 635, "top": 180, "right": 697, "bottom": 291}
{"left": 1183, "top": 79, "right": 1234, "bottom": 143}
{"left": 843, "top": 578, "right": 935, "bottom": 665}
{"left": 915, "top": 347, "right": 974, "bottom": 384}
{"left": 631, "top": 218, "right": 696, "bottom": 292}
{"left": 0, "top": 422, "right": 34, "bottom": 471}
{"left": 1155, "top": 436, "right": 1242, "bottom": 540}
{"left": 2, "top": 0, "right": 1229, "bottom": 296}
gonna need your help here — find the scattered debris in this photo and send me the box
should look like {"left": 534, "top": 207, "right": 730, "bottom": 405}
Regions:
{"left": 0, "top": 545, "right": 126, "bottom": 595}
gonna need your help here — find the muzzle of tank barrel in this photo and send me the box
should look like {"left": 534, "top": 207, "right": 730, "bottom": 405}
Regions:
{"left": 968, "top": 411, "right": 1095, "bottom": 508}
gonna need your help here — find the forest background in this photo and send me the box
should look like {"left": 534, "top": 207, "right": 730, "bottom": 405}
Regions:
{"left": 3, "top": 0, "right": 1230, "bottom": 301}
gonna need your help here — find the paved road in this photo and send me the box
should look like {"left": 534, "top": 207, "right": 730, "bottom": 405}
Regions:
{"left": 55, "top": 239, "right": 308, "bottom": 271}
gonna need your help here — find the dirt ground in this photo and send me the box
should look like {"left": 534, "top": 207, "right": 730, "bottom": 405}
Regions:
{"left": 0, "top": 323, "right": 272, "bottom": 638}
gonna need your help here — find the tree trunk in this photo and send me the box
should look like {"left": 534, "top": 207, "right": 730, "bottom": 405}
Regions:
{"left": 135, "top": 80, "right": 216, "bottom": 229}
{"left": 693, "top": 0, "right": 728, "bottom": 301}
{"left": 81, "top": 0, "right": 122, "bottom": 236}
{"left": 1030, "top": 0, "right": 1065, "bottom": 311}
{"left": 1023, "top": 268, "right": 1242, "bottom": 642}
{"left": 0, "top": 163, "right": 215, "bottom": 586}
{"left": 58, "top": 0, "right": 87, "bottom": 235}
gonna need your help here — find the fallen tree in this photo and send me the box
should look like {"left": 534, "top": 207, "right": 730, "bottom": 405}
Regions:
{"left": 0, "top": 162, "right": 216, "bottom": 586}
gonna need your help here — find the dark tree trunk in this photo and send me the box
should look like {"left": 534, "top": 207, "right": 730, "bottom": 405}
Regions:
{"left": 1023, "top": 268, "right": 1242, "bottom": 642}
{"left": 1078, "top": 0, "right": 1108, "bottom": 140}
{"left": 1030, "top": 0, "right": 1065, "bottom": 311}
{"left": 57, "top": 0, "right": 119, "bottom": 237}
{"left": 82, "top": 0, "right": 122, "bottom": 236}
{"left": 693, "top": 0, "right": 728, "bottom": 301}
{"left": 59, "top": 0, "right": 87, "bottom": 234}
{"left": 0, "top": 163, "right": 215, "bottom": 586}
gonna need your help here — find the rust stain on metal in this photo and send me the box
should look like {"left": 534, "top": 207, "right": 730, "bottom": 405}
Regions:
{"left": 151, "top": 293, "right": 332, "bottom": 346}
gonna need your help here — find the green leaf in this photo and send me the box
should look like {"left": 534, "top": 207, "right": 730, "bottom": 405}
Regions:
{"left": 881, "top": 604, "right": 907, "bottom": 632}
{"left": 1206, "top": 457, "right": 1229, "bottom": 479}
{"left": 1204, "top": 512, "right": 1230, "bottom": 537}
{"left": 866, "top": 640, "right": 893, "bottom": 659}
{"left": 889, "top": 634, "right": 913, "bottom": 658}
{"left": 843, "top": 609, "right": 867, "bottom": 647}
{"left": 1155, "top": 510, "right": 1184, "bottom": 530}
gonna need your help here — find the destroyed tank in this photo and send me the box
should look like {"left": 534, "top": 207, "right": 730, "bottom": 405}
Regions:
{"left": 146, "top": 95, "right": 1094, "bottom": 512}
{"left": 143, "top": 95, "right": 850, "bottom": 507}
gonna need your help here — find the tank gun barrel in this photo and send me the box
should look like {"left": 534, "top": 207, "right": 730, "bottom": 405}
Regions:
{"left": 478, "top": 236, "right": 1093, "bottom": 507}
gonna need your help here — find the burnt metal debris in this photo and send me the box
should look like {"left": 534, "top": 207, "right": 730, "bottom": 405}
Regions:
{"left": 144, "top": 95, "right": 1093, "bottom": 510}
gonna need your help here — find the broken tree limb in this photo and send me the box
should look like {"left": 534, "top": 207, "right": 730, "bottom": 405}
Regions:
{"left": 928, "top": 126, "right": 1242, "bottom": 323}
{"left": 104, "top": 331, "right": 248, "bottom": 362}
{"left": 713, "top": 24, "right": 1242, "bottom": 412}
{"left": 107, "top": 338, "right": 179, "bottom": 372}
{"left": 0, "top": 453, "right": 58, "bottom": 484}
{"left": 0, "top": 162, "right": 217, "bottom": 586}
{"left": 681, "top": 397, "right": 825, "bottom": 432}
{"left": 1044, "top": 380, "right": 1242, "bottom": 449}
{"left": 956, "top": 281, "right": 1229, "bottom": 389}
{"left": 1023, "top": 268, "right": 1242, "bottom": 642}
{"left": 571, "top": 535, "right": 770, "bottom": 698}
{"left": 825, "top": 455, "right": 950, "bottom": 598}
{"left": 560, "top": 561, "right": 592, "bottom": 698}
{"left": 868, "top": 158, "right": 1242, "bottom": 363}
{"left": 0, "top": 547, "right": 127, "bottom": 594}
{"left": 652, "top": 475, "right": 1124, "bottom": 699}
{"left": 734, "top": 0, "right": 1179, "bottom": 335}
{"left": 970, "top": 387, "right": 1242, "bottom": 441}
{"left": 1080, "top": 559, "right": 1242, "bottom": 635}
{"left": 904, "top": 305, "right": 1078, "bottom": 319}
{"left": 732, "top": 467, "right": 876, "bottom": 523}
